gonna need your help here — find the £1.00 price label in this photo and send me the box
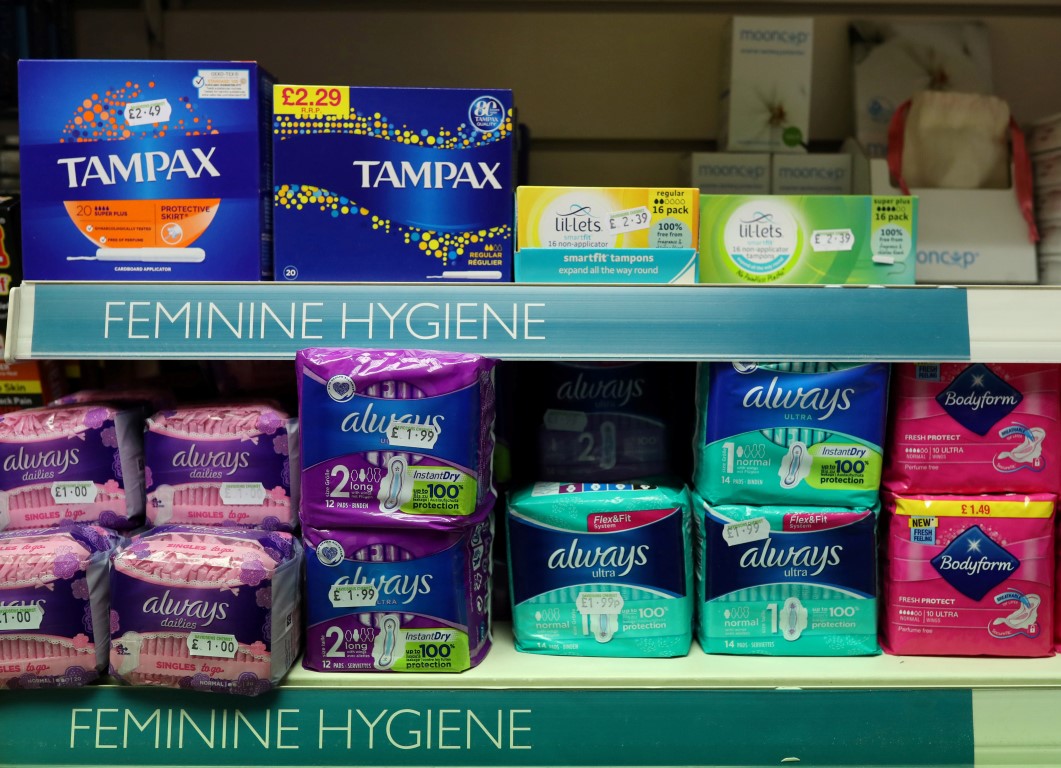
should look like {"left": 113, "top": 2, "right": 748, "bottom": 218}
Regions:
{"left": 219, "top": 483, "right": 267, "bottom": 506}
{"left": 51, "top": 481, "right": 98, "bottom": 505}
{"left": 187, "top": 633, "right": 238, "bottom": 659}
{"left": 0, "top": 605, "right": 43, "bottom": 630}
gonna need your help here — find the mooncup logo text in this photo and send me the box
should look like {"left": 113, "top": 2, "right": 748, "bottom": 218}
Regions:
{"left": 738, "top": 28, "right": 810, "bottom": 46}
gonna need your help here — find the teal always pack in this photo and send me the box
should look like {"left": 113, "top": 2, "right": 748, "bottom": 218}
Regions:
{"left": 695, "top": 493, "right": 880, "bottom": 656}
{"left": 693, "top": 362, "right": 890, "bottom": 507}
{"left": 507, "top": 481, "right": 693, "bottom": 657}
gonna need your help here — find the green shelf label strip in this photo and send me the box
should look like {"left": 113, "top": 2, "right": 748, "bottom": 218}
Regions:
{"left": 9, "top": 283, "right": 972, "bottom": 362}
{"left": 0, "top": 687, "right": 973, "bottom": 766}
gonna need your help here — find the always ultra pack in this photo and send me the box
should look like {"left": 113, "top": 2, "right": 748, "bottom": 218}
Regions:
{"left": 693, "top": 362, "right": 890, "bottom": 508}
{"left": 273, "top": 86, "right": 513, "bottom": 282}
{"left": 507, "top": 482, "right": 694, "bottom": 657}
{"left": 18, "top": 60, "right": 273, "bottom": 280}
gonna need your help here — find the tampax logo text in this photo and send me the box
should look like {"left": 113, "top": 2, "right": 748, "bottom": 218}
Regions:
{"left": 553, "top": 204, "right": 601, "bottom": 234}
{"left": 351, "top": 161, "right": 502, "bottom": 190}
{"left": 172, "top": 444, "right": 251, "bottom": 477}
{"left": 556, "top": 373, "right": 645, "bottom": 408}
{"left": 547, "top": 538, "right": 649, "bottom": 578}
{"left": 57, "top": 148, "right": 219, "bottom": 188}
{"left": 741, "top": 374, "right": 855, "bottom": 421}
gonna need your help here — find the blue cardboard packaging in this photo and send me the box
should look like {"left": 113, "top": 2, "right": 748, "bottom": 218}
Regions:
{"left": 18, "top": 60, "right": 274, "bottom": 281}
{"left": 272, "top": 85, "right": 513, "bottom": 282}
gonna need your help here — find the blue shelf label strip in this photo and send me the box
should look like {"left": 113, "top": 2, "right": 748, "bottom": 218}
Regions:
{"left": 0, "top": 686, "right": 973, "bottom": 766}
{"left": 23, "top": 283, "right": 972, "bottom": 361}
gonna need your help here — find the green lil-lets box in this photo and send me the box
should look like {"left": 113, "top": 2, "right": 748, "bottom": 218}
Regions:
{"left": 698, "top": 195, "right": 917, "bottom": 284}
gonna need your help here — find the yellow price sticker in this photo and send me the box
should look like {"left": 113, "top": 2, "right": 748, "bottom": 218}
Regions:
{"left": 273, "top": 84, "right": 349, "bottom": 119}
{"left": 895, "top": 497, "right": 1054, "bottom": 519}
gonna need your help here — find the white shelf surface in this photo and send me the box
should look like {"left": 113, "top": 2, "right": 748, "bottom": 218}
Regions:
{"left": 6, "top": 281, "right": 1059, "bottom": 363}
{"left": 2, "top": 625, "right": 1059, "bottom": 767}
{"left": 284, "top": 623, "right": 1061, "bottom": 690}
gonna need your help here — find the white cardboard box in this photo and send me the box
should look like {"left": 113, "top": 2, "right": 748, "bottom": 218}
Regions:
{"left": 847, "top": 140, "right": 1038, "bottom": 284}
{"left": 772, "top": 154, "right": 852, "bottom": 194}
{"left": 689, "top": 152, "right": 771, "bottom": 194}
{"left": 718, "top": 17, "right": 813, "bottom": 153}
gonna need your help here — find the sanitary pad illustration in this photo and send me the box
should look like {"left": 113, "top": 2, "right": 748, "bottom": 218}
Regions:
{"left": 695, "top": 494, "right": 879, "bottom": 656}
{"left": 302, "top": 504, "right": 493, "bottom": 672}
{"left": 693, "top": 362, "right": 890, "bottom": 507}
{"left": 144, "top": 404, "right": 297, "bottom": 530}
{"left": 0, "top": 405, "right": 145, "bottom": 531}
{"left": 0, "top": 525, "right": 117, "bottom": 688}
{"left": 109, "top": 525, "right": 302, "bottom": 695}
{"left": 297, "top": 348, "right": 496, "bottom": 530}
{"left": 882, "top": 492, "right": 1055, "bottom": 657}
{"left": 507, "top": 482, "right": 693, "bottom": 658}
{"left": 885, "top": 363, "right": 1061, "bottom": 494}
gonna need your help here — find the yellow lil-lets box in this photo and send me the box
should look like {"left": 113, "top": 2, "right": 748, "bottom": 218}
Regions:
{"left": 515, "top": 186, "right": 699, "bottom": 283}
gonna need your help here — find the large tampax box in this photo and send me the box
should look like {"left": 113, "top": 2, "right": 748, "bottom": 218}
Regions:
{"left": 272, "top": 85, "right": 514, "bottom": 282}
{"left": 18, "top": 60, "right": 274, "bottom": 281}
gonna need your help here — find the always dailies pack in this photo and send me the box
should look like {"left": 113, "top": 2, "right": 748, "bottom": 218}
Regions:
{"left": 109, "top": 525, "right": 302, "bottom": 695}
{"left": 0, "top": 525, "right": 118, "bottom": 689}
{"left": 693, "top": 362, "right": 890, "bottom": 507}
